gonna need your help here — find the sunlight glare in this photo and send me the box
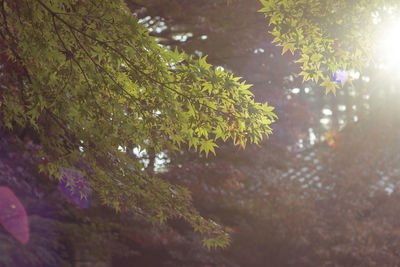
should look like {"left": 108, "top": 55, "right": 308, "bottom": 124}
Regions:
{"left": 377, "top": 19, "right": 400, "bottom": 70}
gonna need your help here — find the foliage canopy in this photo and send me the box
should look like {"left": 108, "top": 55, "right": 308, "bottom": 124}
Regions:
{"left": 0, "top": 0, "right": 277, "bottom": 248}
{"left": 260, "top": 0, "right": 400, "bottom": 94}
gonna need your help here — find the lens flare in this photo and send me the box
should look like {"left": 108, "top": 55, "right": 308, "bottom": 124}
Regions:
{"left": 332, "top": 69, "right": 348, "bottom": 85}
{"left": 58, "top": 168, "right": 91, "bottom": 210}
{"left": 0, "top": 187, "right": 29, "bottom": 244}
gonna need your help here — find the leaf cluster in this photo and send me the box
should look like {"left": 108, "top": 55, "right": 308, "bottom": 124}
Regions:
{"left": 0, "top": 0, "right": 276, "bottom": 247}
{"left": 259, "top": 0, "right": 398, "bottom": 94}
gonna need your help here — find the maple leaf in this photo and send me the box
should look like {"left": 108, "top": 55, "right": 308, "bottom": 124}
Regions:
{"left": 321, "top": 76, "right": 339, "bottom": 95}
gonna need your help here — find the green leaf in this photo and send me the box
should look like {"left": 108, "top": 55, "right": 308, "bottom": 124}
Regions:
{"left": 199, "top": 140, "right": 218, "bottom": 157}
